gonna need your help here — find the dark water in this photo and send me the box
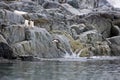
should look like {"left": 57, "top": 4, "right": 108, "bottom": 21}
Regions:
{"left": 0, "top": 58, "right": 120, "bottom": 80}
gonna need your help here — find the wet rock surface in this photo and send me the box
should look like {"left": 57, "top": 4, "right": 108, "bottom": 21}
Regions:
{"left": 0, "top": 0, "right": 120, "bottom": 60}
{"left": 0, "top": 42, "right": 16, "bottom": 59}
{"left": 107, "top": 36, "right": 120, "bottom": 56}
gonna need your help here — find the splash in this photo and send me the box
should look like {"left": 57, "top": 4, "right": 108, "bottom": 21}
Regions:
{"left": 64, "top": 48, "right": 85, "bottom": 58}
{"left": 64, "top": 51, "right": 79, "bottom": 58}
{"left": 77, "top": 49, "right": 85, "bottom": 57}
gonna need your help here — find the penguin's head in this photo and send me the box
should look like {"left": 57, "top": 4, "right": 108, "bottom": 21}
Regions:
{"left": 52, "top": 39, "right": 60, "bottom": 43}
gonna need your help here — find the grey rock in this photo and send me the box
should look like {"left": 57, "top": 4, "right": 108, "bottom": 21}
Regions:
{"left": 1, "top": 0, "right": 120, "bottom": 59}
{"left": 20, "top": 27, "right": 71, "bottom": 58}
{"left": 23, "top": 13, "right": 50, "bottom": 26}
{"left": 46, "top": 9, "right": 65, "bottom": 20}
{"left": 9, "top": 1, "right": 36, "bottom": 12}
{"left": 67, "top": 0, "right": 111, "bottom": 9}
{"left": 94, "top": 41, "right": 111, "bottom": 56}
{"left": 19, "top": 55, "right": 34, "bottom": 61}
{"left": 107, "top": 36, "right": 120, "bottom": 56}
{"left": 25, "top": 13, "right": 48, "bottom": 20}
{"left": 0, "top": 34, "right": 7, "bottom": 43}
{"left": 78, "top": 9, "right": 93, "bottom": 16}
{"left": 42, "top": 1, "right": 60, "bottom": 9}
{"left": 84, "top": 13, "right": 112, "bottom": 38}
{"left": 70, "top": 24, "right": 88, "bottom": 39}
{"left": 108, "top": 36, "right": 120, "bottom": 45}
{"left": 0, "top": 2, "right": 11, "bottom": 10}
{"left": 11, "top": 41, "right": 35, "bottom": 56}
{"left": 70, "top": 24, "right": 94, "bottom": 35}
{"left": 0, "top": 42, "right": 16, "bottom": 59}
{"left": 1, "top": 25, "right": 25, "bottom": 44}
{"left": 37, "top": 0, "right": 45, "bottom": 5}
{"left": 111, "top": 25, "right": 120, "bottom": 37}
{"left": 0, "top": 35, "right": 16, "bottom": 59}
{"left": 79, "top": 30, "right": 102, "bottom": 44}
{"left": 0, "top": 9, "right": 25, "bottom": 24}
{"left": 60, "top": 3, "right": 81, "bottom": 15}
{"left": 67, "top": 0, "right": 79, "bottom": 8}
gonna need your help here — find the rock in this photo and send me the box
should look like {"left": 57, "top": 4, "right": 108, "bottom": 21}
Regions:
{"left": 11, "top": 40, "right": 36, "bottom": 57}
{"left": 0, "top": 2, "right": 11, "bottom": 10}
{"left": 70, "top": 24, "right": 89, "bottom": 39}
{"left": 110, "top": 25, "right": 120, "bottom": 37}
{"left": 70, "top": 24, "right": 94, "bottom": 35}
{"left": 84, "top": 13, "right": 112, "bottom": 38}
{"left": 16, "top": 27, "right": 70, "bottom": 58}
{"left": 106, "top": 0, "right": 120, "bottom": 8}
{"left": 79, "top": 46, "right": 95, "bottom": 57}
{"left": 67, "top": 0, "right": 112, "bottom": 9}
{"left": 107, "top": 36, "right": 120, "bottom": 56}
{"left": 2, "top": 25, "right": 25, "bottom": 44}
{"left": 0, "top": 42, "right": 16, "bottom": 59}
{"left": 37, "top": 0, "right": 45, "bottom": 5}
{"left": 43, "top": 2, "right": 81, "bottom": 15}
{"left": 79, "top": 30, "right": 103, "bottom": 44}
{"left": 70, "top": 28, "right": 79, "bottom": 40}
{"left": 26, "top": 28, "right": 72, "bottom": 58}
{"left": 79, "top": 41, "right": 111, "bottom": 57}
{"left": 76, "top": 0, "right": 98, "bottom": 9}
{"left": 98, "top": 0, "right": 111, "bottom": 7}
{"left": 50, "top": 30, "right": 84, "bottom": 53}
{"left": 112, "top": 19, "right": 120, "bottom": 26}
{"left": 78, "top": 9, "right": 93, "bottom": 16}
{"left": 23, "top": 13, "right": 49, "bottom": 26}
{"left": 42, "top": 1, "right": 60, "bottom": 9}
{"left": 9, "top": 1, "right": 36, "bottom": 13}
{"left": 45, "top": 8, "right": 71, "bottom": 31}
{"left": 0, "top": 34, "right": 7, "bottom": 43}
{"left": 8, "top": 0, "right": 45, "bottom": 13}
{"left": 0, "top": 34, "right": 16, "bottom": 59}
{"left": 67, "top": 0, "right": 79, "bottom": 8}
{"left": 46, "top": 9, "right": 65, "bottom": 20}
{"left": 60, "top": 3, "right": 81, "bottom": 15}
{"left": 108, "top": 36, "right": 120, "bottom": 45}
{"left": 109, "top": 44, "right": 120, "bottom": 56}
{"left": 1, "top": 0, "right": 120, "bottom": 59}
{"left": 19, "top": 55, "right": 34, "bottom": 61}
{"left": 0, "top": 9, "right": 25, "bottom": 25}
{"left": 94, "top": 41, "right": 111, "bottom": 56}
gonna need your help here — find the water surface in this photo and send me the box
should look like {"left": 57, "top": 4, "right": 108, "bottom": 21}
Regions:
{"left": 0, "top": 58, "right": 120, "bottom": 80}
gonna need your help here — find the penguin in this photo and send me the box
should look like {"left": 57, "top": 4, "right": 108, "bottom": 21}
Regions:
{"left": 52, "top": 39, "right": 66, "bottom": 53}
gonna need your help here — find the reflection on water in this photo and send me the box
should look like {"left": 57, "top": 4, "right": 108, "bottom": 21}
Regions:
{"left": 0, "top": 59, "right": 120, "bottom": 80}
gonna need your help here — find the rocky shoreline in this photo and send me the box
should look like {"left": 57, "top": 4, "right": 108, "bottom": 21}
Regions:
{"left": 0, "top": 0, "right": 120, "bottom": 61}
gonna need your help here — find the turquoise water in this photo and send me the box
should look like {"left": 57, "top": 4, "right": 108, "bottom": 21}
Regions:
{"left": 0, "top": 58, "right": 120, "bottom": 80}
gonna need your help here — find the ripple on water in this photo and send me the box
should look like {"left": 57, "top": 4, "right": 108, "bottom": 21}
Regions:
{"left": 0, "top": 57, "right": 120, "bottom": 80}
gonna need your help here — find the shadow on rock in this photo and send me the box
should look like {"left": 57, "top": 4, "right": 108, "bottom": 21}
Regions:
{"left": 0, "top": 42, "right": 16, "bottom": 59}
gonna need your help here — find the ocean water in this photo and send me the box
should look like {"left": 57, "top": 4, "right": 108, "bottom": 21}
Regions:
{"left": 0, "top": 57, "right": 120, "bottom": 80}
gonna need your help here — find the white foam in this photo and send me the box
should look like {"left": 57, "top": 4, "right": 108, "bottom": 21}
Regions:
{"left": 64, "top": 52, "right": 78, "bottom": 58}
